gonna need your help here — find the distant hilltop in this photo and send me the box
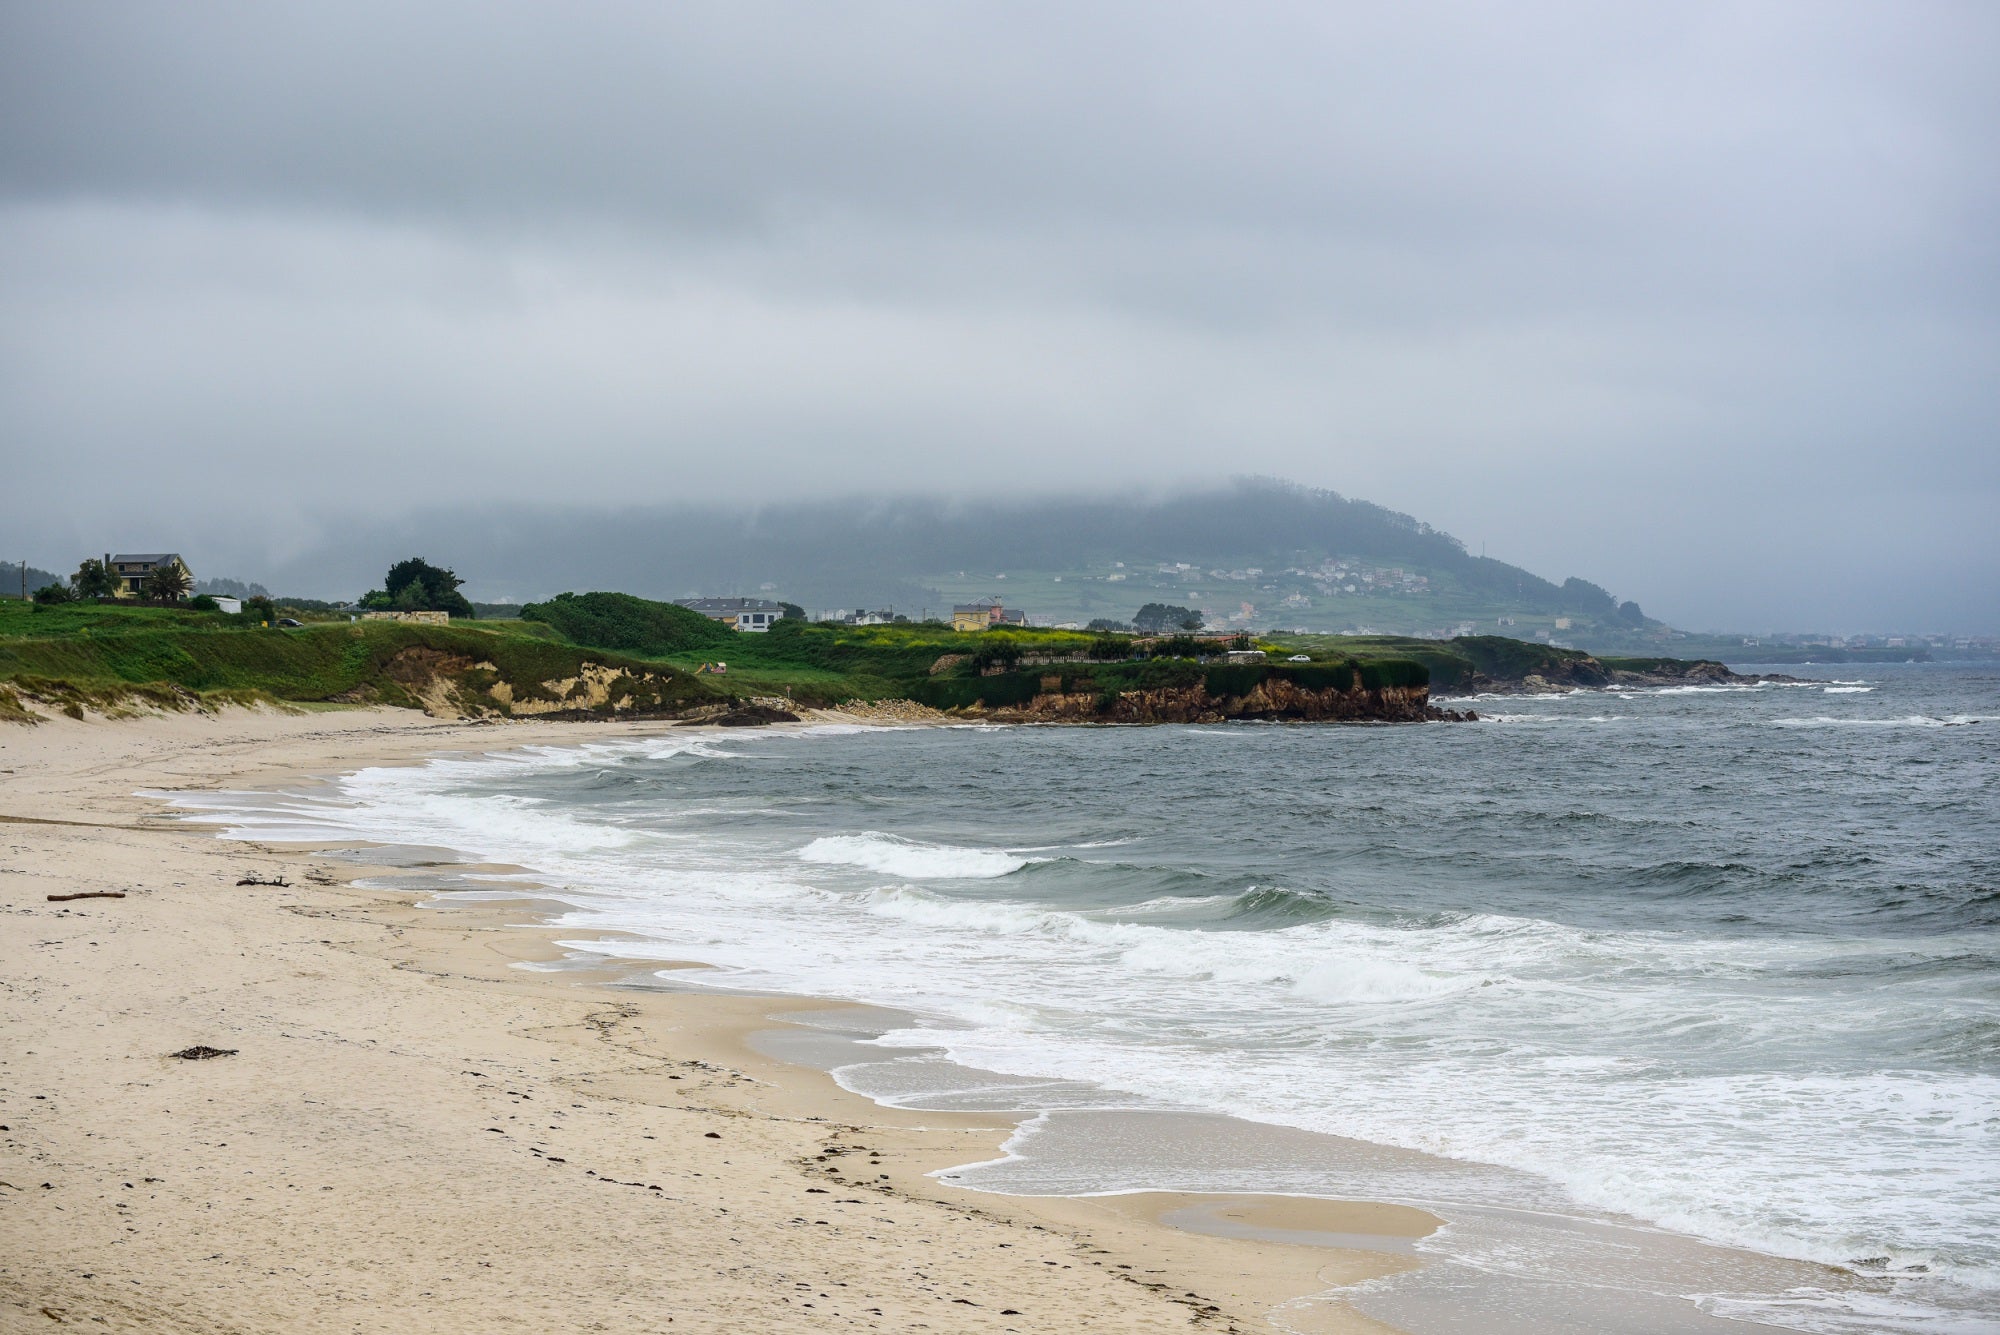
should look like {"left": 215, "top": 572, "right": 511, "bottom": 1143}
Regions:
{"left": 15, "top": 486, "right": 1993, "bottom": 658}
{"left": 217, "top": 479, "right": 1680, "bottom": 653}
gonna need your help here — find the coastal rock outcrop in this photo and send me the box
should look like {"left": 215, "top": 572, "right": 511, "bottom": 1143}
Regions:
{"left": 972, "top": 677, "right": 1465, "bottom": 725}
{"left": 1464, "top": 655, "right": 1780, "bottom": 695}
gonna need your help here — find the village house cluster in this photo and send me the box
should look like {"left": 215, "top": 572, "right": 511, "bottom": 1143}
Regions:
{"left": 671, "top": 597, "right": 1038, "bottom": 634}
{"left": 1283, "top": 559, "right": 1430, "bottom": 597}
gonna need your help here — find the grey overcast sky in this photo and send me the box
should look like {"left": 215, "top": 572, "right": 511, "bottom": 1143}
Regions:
{"left": 2, "top": 2, "right": 1995, "bottom": 631}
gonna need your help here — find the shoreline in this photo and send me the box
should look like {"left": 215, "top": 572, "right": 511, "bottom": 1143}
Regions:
{"left": 1, "top": 706, "right": 1427, "bottom": 1334}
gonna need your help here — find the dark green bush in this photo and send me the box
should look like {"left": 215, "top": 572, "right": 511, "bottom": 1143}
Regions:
{"left": 520, "top": 591, "right": 733, "bottom": 656}
{"left": 969, "top": 640, "right": 1023, "bottom": 672}
{"left": 1449, "top": 635, "right": 1589, "bottom": 681}
{"left": 1143, "top": 635, "right": 1211, "bottom": 660}
{"left": 1355, "top": 659, "right": 1428, "bottom": 690}
{"left": 1272, "top": 662, "right": 1359, "bottom": 691}
{"left": 1086, "top": 658, "right": 1204, "bottom": 692}
{"left": 911, "top": 671, "right": 1043, "bottom": 710}
{"left": 1203, "top": 664, "right": 1268, "bottom": 698}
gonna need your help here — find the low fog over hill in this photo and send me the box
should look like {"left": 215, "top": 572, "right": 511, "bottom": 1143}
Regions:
{"left": 215, "top": 479, "right": 1653, "bottom": 642}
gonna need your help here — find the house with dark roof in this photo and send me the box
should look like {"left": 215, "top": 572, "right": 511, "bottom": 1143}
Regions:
{"left": 673, "top": 596, "right": 788, "bottom": 633}
{"left": 107, "top": 552, "right": 191, "bottom": 599}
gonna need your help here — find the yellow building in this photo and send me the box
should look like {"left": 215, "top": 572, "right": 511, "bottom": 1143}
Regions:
{"left": 107, "top": 552, "right": 191, "bottom": 599}
{"left": 952, "top": 601, "right": 1027, "bottom": 632}
{"left": 951, "top": 603, "right": 996, "bottom": 633}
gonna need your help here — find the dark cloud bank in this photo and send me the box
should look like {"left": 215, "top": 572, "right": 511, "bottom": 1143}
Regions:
{"left": 2, "top": 2, "right": 1994, "bottom": 631}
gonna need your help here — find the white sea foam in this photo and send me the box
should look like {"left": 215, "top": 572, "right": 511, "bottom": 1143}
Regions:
{"left": 1822, "top": 686, "right": 1874, "bottom": 694}
{"left": 1644, "top": 683, "right": 1768, "bottom": 695}
{"left": 801, "top": 832, "right": 1030, "bottom": 879}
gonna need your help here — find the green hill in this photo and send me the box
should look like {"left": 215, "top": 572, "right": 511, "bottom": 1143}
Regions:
{"left": 232, "top": 478, "right": 1674, "bottom": 651}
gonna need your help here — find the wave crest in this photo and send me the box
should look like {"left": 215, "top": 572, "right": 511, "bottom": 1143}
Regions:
{"left": 800, "top": 832, "right": 1029, "bottom": 879}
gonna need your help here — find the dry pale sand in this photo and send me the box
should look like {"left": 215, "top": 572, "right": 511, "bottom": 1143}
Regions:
{"left": 1, "top": 706, "right": 1430, "bottom": 1334}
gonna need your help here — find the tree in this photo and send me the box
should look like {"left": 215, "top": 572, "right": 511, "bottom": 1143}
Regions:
{"left": 360, "top": 557, "right": 475, "bottom": 618}
{"left": 1085, "top": 618, "right": 1132, "bottom": 633}
{"left": 1133, "top": 603, "right": 1202, "bottom": 634}
{"left": 779, "top": 602, "right": 806, "bottom": 621}
{"left": 194, "top": 576, "right": 270, "bottom": 599}
{"left": 143, "top": 561, "right": 192, "bottom": 602}
{"left": 72, "top": 558, "right": 115, "bottom": 599}
{"left": 32, "top": 582, "right": 78, "bottom": 605}
{"left": 1560, "top": 577, "right": 1617, "bottom": 615}
{"left": 1618, "top": 600, "right": 1646, "bottom": 626}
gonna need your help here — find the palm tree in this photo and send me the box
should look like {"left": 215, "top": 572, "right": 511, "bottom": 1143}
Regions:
{"left": 143, "top": 561, "right": 192, "bottom": 602}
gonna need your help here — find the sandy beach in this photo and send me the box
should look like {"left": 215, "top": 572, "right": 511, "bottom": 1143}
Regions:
{"left": 1, "top": 706, "right": 1428, "bottom": 1334}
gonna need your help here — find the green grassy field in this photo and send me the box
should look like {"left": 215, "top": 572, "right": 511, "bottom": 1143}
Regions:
{"left": 0, "top": 600, "right": 715, "bottom": 718}
{"left": 2, "top": 593, "right": 1627, "bottom": 722}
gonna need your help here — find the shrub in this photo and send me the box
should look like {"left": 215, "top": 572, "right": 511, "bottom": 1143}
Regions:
{"left": 1272, "top": 661, "right": 1359, "bottom": 691}
{"left": 519, "top": 591, "right": 733, "bottom": 656}
{"left": 189, "top": 594, "right": 220, "bottom": 612}
{"left": 1134, "top": 603, "right": 1202, "bottom": 633}
{"left": 32, "top": 583, "right": 77, "bottom": 605}
{"left": 911, "top": 671, "right": 1042, "bottom": 711}
{"left": 968, "top": 640, "right": 1022, "bottom": 672}
{"left": 360, "top": 557, "right": 475, "bottom": 619}
{"left": 1203, "top": 663, "right": 1267, "bottom": 698}
{"left": 1144, "top": 635, "right": 1211, "bottom": 660}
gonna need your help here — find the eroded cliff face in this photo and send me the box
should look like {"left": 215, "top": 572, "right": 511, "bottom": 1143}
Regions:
{"left": 974, "top": 678, "right": 1465, "bottom": 725}
{"left": 358, "top": 647, "right": 702, "bottom": 719}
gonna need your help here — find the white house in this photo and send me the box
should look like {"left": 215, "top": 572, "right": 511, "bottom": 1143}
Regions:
{"left": 675, "top": 597, "right": 787, "bottom": 632}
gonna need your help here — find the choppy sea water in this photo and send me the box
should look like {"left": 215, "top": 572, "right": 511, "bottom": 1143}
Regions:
{"left": 169, "top": 664, "right": 1998, "bottom": 1333}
